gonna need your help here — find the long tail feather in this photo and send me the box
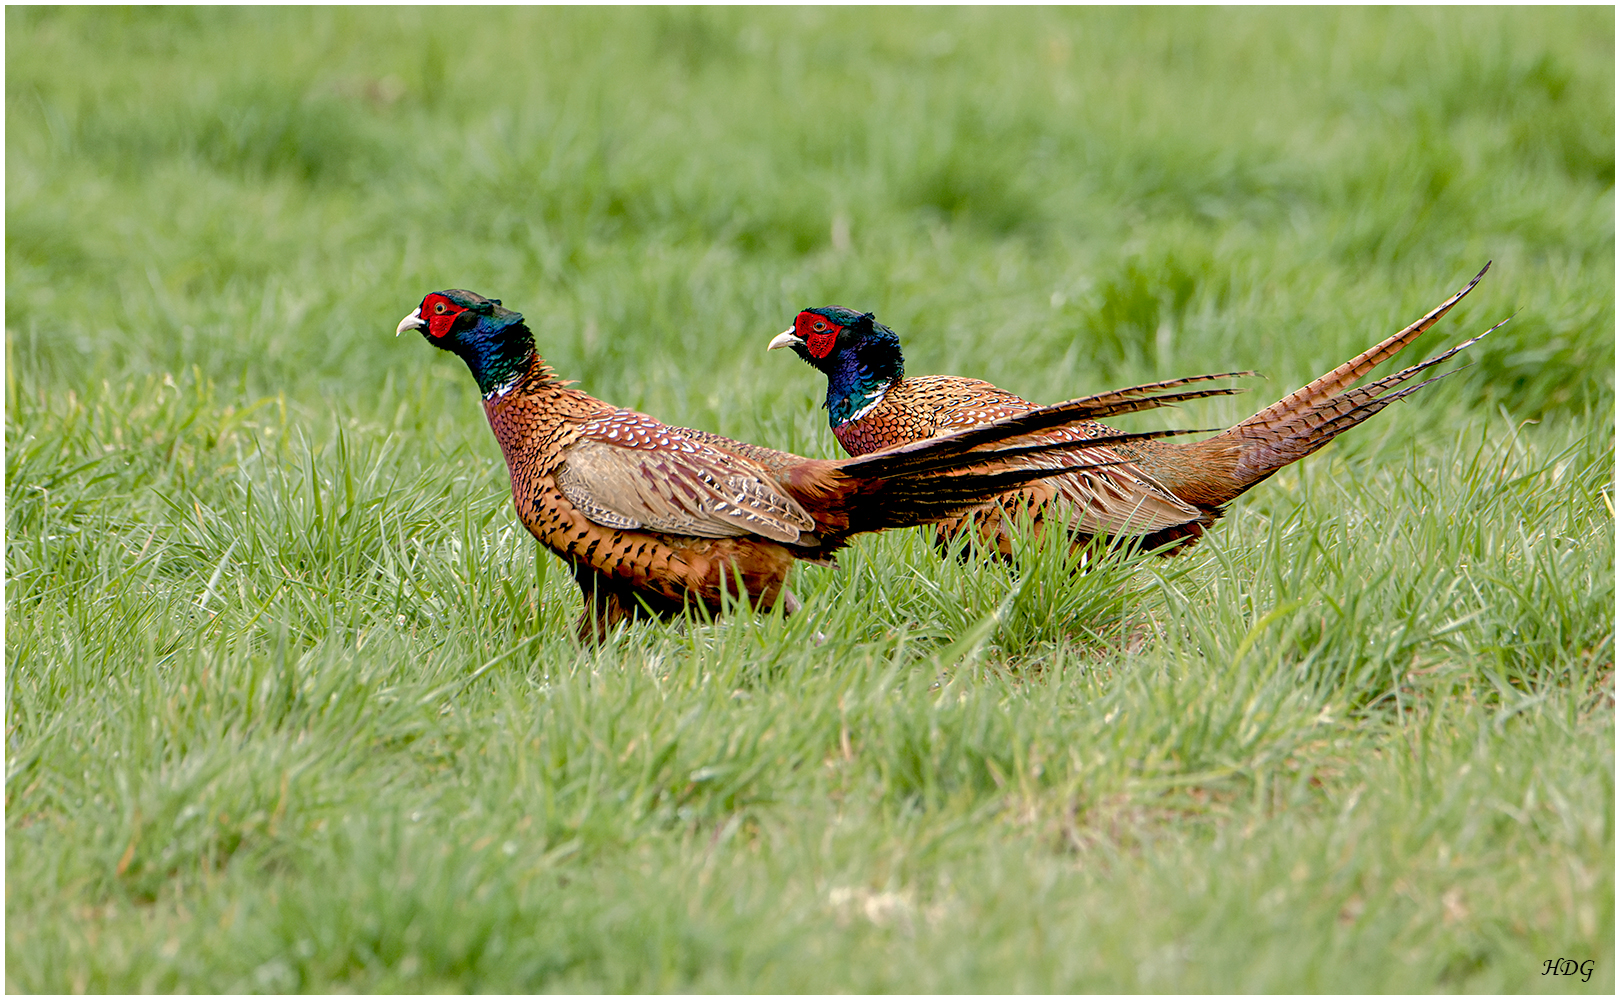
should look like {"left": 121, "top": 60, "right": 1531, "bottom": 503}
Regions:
{"left": 1328, "top": 319, "right": 1506, "bottom": 406}
{"left": 1224, "top": 317, "right": 1506, "bottom": 487}
{"left": 844, "top": 458, "right": 1140, "bottom": 534}
{"left": 1231, "top": 261, "right": 1489, "bottom": 441}
{"left": 843, "top": 384, "right": 1243, "bottom": 480}
{"left": 1060, "top": 370, "right": 1256, "bottom": 407}
{"left": 860, "top": 426, "right": 1215, "bottom": 481}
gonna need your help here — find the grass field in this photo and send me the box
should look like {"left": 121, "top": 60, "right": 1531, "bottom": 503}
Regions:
{"left": 5, "top": 7, "right": 1614, "bottom": 992}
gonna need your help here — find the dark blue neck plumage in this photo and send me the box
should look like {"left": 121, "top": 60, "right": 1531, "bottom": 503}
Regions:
{"left": 823, "top": 337, "right": 903, "bottom": 427}
{"left": 457, "top": 317, "right": 539, "bottom": 397}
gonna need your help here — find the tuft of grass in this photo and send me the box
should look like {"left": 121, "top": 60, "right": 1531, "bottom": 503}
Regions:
{"left": 7, "top": 7, "right": 1613, "bottom": 992}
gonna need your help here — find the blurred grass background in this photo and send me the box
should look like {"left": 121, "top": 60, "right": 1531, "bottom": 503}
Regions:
{"left": 5, "top": 7, "right": 1613, "bottom": 991}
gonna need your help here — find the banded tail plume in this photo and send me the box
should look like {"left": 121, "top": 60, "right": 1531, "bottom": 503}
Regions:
{"left": 769, "top": 264, "right": 1504, "bottom": 558}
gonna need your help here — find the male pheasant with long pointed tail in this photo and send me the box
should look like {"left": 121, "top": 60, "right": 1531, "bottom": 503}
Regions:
{"left": 399, "top": 290, "right": 1230, "bottom": 639}
{"left": 769, "top": 265, "right": 1503, "bottom": 558}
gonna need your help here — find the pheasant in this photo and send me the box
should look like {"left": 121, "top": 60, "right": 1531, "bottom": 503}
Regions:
{"left": 769, "top": 264, "right": 1502, "bottom": 559}
{"left": 398, "top": 289, "right": 1228, "bottom": 640}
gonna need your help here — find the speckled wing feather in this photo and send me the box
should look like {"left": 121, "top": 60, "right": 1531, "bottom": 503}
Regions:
{"left": 860, "top": 376, "right": 1205, "bottom": 535}
{"left": 556, "top": 410, "right": 816, "bottom": 544}
{"left": 672, "top": 427, "right": 804, "bottom": 476}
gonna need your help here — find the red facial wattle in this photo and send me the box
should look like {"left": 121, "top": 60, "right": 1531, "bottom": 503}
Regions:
{"left": 796, "top": 312, "right": 842, "bottom": 359}
{"left": 423, "top": 294, "right": 464, "bottom": 339}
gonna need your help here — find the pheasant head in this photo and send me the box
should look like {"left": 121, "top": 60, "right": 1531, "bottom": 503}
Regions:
{"left": 769, "top": 306, "right": 905, "bottom": 426}
{"left": 398, "top": 289, "right": 537, "bottom": 398}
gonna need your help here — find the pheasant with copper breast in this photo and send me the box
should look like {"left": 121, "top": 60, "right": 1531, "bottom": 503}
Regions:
{"left": 399, "top": 290, "right": 1224, "bottom": 640}
{"left": 769, "top": 264, "right": 1503, "bottom": 559}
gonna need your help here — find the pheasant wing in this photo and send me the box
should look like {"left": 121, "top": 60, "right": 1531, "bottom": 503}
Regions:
{"left": 672, "top": 426, "right": 804, "bottom": 476}
{"left": 556, "top": 410, "right": 815, "bottom": 544}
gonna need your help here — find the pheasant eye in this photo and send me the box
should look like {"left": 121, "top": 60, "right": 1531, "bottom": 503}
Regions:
{"left": 803, "top": 318, "right": 840, "bottom": 359}
{"left": 424, "top": 297, "right": 460, "bottom": 338}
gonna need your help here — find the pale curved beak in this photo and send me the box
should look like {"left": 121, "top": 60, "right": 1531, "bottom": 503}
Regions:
{"left": 768, "top": 328, "right": 803, "bottom": 351}
{"left": 396, "top": 308, "right": 424, "bottom": 337}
